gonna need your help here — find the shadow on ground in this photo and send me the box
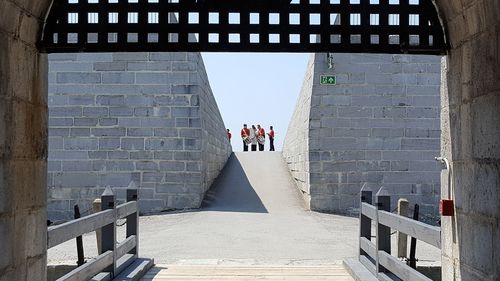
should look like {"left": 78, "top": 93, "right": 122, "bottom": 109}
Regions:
{"left": 201, "top": 153, "right": 268, "bottom": 213}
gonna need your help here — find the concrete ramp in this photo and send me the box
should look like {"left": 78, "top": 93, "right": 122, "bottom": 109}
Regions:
{"left": 136, "top": 151, "right": 358, "bottom": 263}
{"left": 202, "top": 152, "right": 305, "bottom": 214}
{"left": 48, "top": 151, "right": 359, "bottom": 265}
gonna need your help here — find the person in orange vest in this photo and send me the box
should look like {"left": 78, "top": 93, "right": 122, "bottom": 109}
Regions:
{"left": 257, "top": 124, "right": 266, "bottom": 151}
{"left": 240, "top": 124, "right": 250, "bottom": 151}
{"left": 227, "top": 129, "right": 232, "bottom": 140}
{"left": 267, "top": 126, "right": 275, "bottom": 151}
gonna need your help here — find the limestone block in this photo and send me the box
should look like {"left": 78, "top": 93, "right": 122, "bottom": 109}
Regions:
{"left": 56, "top": 72, "right": 101, "bottom": 84}
{"left": 83, "top": 107, "right": 109, "bottom": 117}
{"left": 68, "top": 95, "right": 95, "bottom": 105}
{"left": 168, "top": 194, "right": 202, "bottom": 209}
{"left": 159, "top": 161, "right": 186, "bottom": 171}
{"left": 62, "top": 161, "right": 93, "bottom": 172}
{"left": 122, "top": 138, "right": 145, "bottom": 150}
{"left": 74, "top": 118, "right": 98, "bottom": 126}
{"left": 102, "top": 72, "right": 135, "bottom": 84}
{"left": 50, "top": 107, "right": 82, "bottom": 117}
{"left": 99, "top": 118, "right": 118, "bottom": 126}
{"left": 94, "top": 62, "right": 127, "bottom": 71}
{"left": 48, "top": 52, "right": 231, "bottom": 218}
{"left": 127, "top": 128, "right": 153, "bottom": 137}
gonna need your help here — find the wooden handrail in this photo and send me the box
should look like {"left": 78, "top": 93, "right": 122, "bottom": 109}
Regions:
{"left": 117, "top": 201, "right": 137, "bottom": 219}
{"left": 116, "top": 235, "right": 137, "bottom": 259}
{"left": 48, "top": 209, "right": 115, "bottom": 249}
{"left": 357, "top": 185, "right": 441, "bottom": 281}
{"left": 359, "top": 237, "right": 376, "bottom": 259}
{"left": 378, "top": 251, "right": 433, "bottom": 281}
{"left": 49, "top": 188, "right": 139, "bottom": 281}
{"left": 57, "top": 251, "right": 113, "bottom": 281}
{"left": 378, "top": 210, "right": 441, "bottom": 248}
{"left": 361, "top": 202, "right": 376, "bottom": 220}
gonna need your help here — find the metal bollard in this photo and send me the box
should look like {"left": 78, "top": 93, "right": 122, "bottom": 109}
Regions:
{"left": 74, "top": 205, "right": 85, "bottom": 266}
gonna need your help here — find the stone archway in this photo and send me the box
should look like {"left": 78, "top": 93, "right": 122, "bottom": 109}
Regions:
{"left": 433, "top": 1, "right": 500, "bottom": 280}
{"left": 0, "top": 2, "right": 52, "bottom": 280}
{"left": 0, "top": 1, "right": 499, "bottom": 280}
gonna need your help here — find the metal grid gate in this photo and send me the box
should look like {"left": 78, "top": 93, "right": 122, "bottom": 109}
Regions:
{"left": 40, "top": 0, "right": 447, "bottom": 54}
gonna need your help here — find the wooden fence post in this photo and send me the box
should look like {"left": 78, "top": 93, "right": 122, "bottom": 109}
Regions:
{"left": 101, "top": 187, "right": 116, "bottom": 277}
{"left": 359, "top": 184, "right": 373, "bottom": 257}
{"left": 376, "top": 187, "right": 391, "bottom": 274}
{"left": 126, "top": 188, "right": 138, "bottom": 256}
{"left": 92, "top": 199, "right": 102, "bottom": 254}
{"left": 397, "top": 198, "right": 409, "bottom": 258}
{"left": 409, "top": 204, "right": 420, "bottom": 269}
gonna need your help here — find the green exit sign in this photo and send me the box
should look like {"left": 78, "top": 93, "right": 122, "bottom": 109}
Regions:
{"left": 320, "top": 75, "right": 336, "bottom": 85}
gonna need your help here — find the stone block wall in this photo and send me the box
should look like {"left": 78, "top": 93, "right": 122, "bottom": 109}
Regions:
{"left": 435, "top": 1, "right": 500, "bottom": 279}
{"left": 282, "top": 56, "right": 315, "bottom": 208}
{"left": 0, "top": 1, "right": 51, "bottom": 279}
{"left": 193, "top": 53, "right": 232, "bottom": 192}
{"left": 47, "top": 52, "right": 231, "bottom": 220}
{"left": 283, "top": 53, "right": 442, "bottom": 218}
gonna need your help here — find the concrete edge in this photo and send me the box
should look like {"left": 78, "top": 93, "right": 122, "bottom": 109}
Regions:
{"left": 343, "top": 258, "right": 378, "bottom": 281}
{"left": 113, "top": 258, "right": 155, "bottom": 281}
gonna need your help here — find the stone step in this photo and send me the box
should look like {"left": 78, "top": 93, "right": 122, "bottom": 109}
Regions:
{"left": 115, "top": 258, "right": 155, "bottom": 281}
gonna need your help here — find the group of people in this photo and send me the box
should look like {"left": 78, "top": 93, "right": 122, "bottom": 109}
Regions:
{"left": 228, "top": 124, "right": 275, "bottom": 151}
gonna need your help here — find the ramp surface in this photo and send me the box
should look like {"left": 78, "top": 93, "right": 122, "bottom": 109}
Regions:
{"left": 48, "top": 152, "right": 358, "bottom": 266}
{"left": 138, "top": 152, "right": 358, "bottom": 264}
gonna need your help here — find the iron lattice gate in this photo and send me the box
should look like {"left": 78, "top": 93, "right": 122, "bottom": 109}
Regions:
{"left": 40, "top": 0, "right": 447, "bottom": 54}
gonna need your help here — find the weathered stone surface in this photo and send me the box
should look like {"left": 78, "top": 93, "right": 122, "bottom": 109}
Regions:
{"left": 283, "top": 53, "right": 441, "bottom": 217}
{"left": 0, "top": 1, "right": 51, "bottom": 280}
{"left": 282, "top": 56, "right": 315, "bottom": 208}
{"left": 47, "top": 52, "right": 231, "bottom": 219}
{"left": 0, "top": 1, "right": 499, "bottom": 281}
{"left": 433, "top": 0, "right": 500, "bottom": 279}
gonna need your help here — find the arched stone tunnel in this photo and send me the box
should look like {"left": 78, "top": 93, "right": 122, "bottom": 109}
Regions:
{"left": 0, "top": 1, "right": 499, "bottom": 280}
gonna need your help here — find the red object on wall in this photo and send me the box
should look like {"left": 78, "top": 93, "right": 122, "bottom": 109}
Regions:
{"left": 440, "top": 199, "right": 454, "bottom": 216}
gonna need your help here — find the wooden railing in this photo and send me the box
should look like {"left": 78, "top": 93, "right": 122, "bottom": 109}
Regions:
{"left": 357, "top": 186, "right": 441, "bottom": 281}
{"left": 48, "top": 188, "right": 139, "bottom": 281}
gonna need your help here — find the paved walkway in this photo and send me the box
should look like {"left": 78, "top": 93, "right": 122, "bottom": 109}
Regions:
{"left": 48, "top": 152, "right": 359, "bottom": 265}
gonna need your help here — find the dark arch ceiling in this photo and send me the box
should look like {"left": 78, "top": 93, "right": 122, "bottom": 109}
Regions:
{"left": 39, "top": 0, "right": 447, "bottom": 54}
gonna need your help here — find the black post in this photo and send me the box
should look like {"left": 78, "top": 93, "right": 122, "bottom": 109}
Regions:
{"left": 408, "top": 204, "right": 419, "bottom": 269}
{"left": 359, "top": 184, "right": 373, "bottom": 257}
{"left": 74, "top": 205, "right": 85, "bottom": 266}
{"left": 126, "top": 188, "right": 138, "bottom": 256}
{"left": 101, "top": 187, "right": 116, "bottom": 277}
{"left": 376, "top": 187, "right": 391, "bottom": 274}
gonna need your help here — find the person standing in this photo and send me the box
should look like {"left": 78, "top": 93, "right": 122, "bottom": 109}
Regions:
{"left": 267, "top": 126, "right": 275, "bottom": 151}
{"left": 240, "top": 124, "right": 250, "bottom": 151}
{"left": 249, "top": 125, "right": 258, "bottom": 151}
{"left": 257, "top": 125, "right": 265, "bottom": 151}
{"left": 227, "top": 129, "right": 232, "bottom": 140}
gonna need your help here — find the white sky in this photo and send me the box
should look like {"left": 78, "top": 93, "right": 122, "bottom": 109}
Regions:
{"left": 201, "top": 53, "right": 311, "bottom": 151}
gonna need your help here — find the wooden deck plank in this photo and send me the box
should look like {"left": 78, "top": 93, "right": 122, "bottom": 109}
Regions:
{"left": 141, "top": 265, "right": 354, "bottom": 281}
